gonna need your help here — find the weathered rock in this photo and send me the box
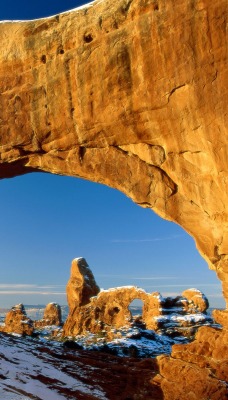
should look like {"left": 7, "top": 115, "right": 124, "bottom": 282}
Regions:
{"left": 0, "top": 0, "right": 227, "bottom": 314}
{"left": 153, "top": 326, "right": 228, "bottom": 400}
{"left": 34, "top": 302, "right": 62, "bottom": 328}
{"left": 213, "top": 309, "right": 228, "bottom": 327}
{"left": 181, "top": 288, "right": 209, "bottom": 313}
{"left": 66, "top": 257, "right": 100, "bottom": 312}
{"left": 63, "top": 259, "right": 211, "bottom": 338}
{"left": 0, "top": 0, "right": 227, "bottom": 397}
{"left": 0, "top": 304, "right": 34, "bottom": 336}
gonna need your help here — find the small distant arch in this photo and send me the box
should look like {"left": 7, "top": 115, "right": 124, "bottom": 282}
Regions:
{"left": 128, "top": 299, "right": 145, "bottom": 327}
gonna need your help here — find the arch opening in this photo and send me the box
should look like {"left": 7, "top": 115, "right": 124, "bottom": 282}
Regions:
{"left": 128, "top": 299, "right": 145, "bottom": 327}
{"left": 0, "top": 172, "right": 224, "bottom": 314}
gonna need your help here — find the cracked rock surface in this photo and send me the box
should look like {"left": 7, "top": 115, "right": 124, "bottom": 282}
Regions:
{"left": 0, "top": 0, "right": 227, "bottom": 307}
{"left": 0, "top": 1, "right": 227, "bottom": 397}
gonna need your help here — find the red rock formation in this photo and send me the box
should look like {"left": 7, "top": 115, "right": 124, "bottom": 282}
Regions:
{"left": 181, "top": 288, "right": 209, "bottom": 313}
{"left": 63, "top": 258, "right": 211, "bottom": 338}
{"left": 153, "top": 326, "right": 228, "bottom": 400}
{"left": 0, "top": 0, "right": 227, "bottom": 314}
{"left": 0, "top": 304, "right": 34, "bottom": 335}
{"left": 66, "top": 257, "right": 100, "bottom": 312}
{"left": 0, "top": 0, "right": 227, "bottom": 397}
{"left": 34, "top": 302, "right": 62, "bottom": 328}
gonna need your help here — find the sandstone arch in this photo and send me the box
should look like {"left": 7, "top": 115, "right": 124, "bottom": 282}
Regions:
{"left": 0, "top": 0, "right": 227, "bottom": 322}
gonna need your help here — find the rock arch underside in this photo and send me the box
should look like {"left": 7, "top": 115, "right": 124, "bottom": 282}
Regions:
{"left": 0, "top": 0, "right": 227, "bottom": 398}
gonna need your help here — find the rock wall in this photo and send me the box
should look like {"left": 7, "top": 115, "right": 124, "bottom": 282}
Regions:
{"left": 0, "top": 0, "right": 227, "bottom": 312}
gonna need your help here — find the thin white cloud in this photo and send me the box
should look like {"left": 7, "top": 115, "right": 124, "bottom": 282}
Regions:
{"left": 97, "top": 274, "right": 177, "bottom": 280}
{"left": 111, "top": 234, "right": 184, "bottom": 243}
{"left": 0, "top": 284, "right": 66, "bottom": 296}
{"left": 0, "top": 291, "right": 65, "bottom": 295}
{"left": 129, "top": 277, "right": 178, "bottom": 281}
{"left": 37, "top": 285, "right": 66, "bottom": 289}
{"left": 0, "top": 284, "right": 37, "bottom": 288}
{"left": 142, "top": 283, "right": 221, "bottom": 288}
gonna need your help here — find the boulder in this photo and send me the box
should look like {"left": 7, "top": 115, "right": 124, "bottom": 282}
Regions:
{"left": 34, "top": 302, "right": 62, "bottom": 328}
{"left": 182, "top": 288, "right": 209, "bottom": 313}
{"left": 1, "top": 304, "right": 34, "bottom": 336}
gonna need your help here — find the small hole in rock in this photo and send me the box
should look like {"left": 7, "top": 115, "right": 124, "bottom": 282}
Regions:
{"left": 84, "top": 33, "right": 93, "bottom": 43}
{"left": 41, "top": 55, "right": 46, "bottom": 64}
{"left": 59, "top": 49, "right": 65, "bottom": 54}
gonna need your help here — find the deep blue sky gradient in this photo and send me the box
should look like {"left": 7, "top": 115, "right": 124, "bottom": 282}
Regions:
{"left": 0, "top": 1, "right": 224, "bottom": 308}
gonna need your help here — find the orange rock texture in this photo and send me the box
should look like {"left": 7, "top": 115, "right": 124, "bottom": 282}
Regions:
{"left": 34, "top": 302, "right": 62, "bottom": 328}
{"left": 63, "top": 258, "right": 211, "bottom": 338}
{"left": 67, "top": 258, "right": 100, "bottom": 312}
{"left": 0, "top": 0, "right": 227, "bottom": 313}
{"left": 153, "top": 326, "right": 228, "bottom": 400}
{"left": 0, "top": 304, "right": 34, "bottom": 335}
{"left": 0, "top": 0, "right": 227, "bottom": 398}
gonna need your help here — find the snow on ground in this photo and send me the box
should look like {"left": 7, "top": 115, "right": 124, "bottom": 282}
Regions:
{"left": 0, "top": 334, "right": 107, "bottom": 400}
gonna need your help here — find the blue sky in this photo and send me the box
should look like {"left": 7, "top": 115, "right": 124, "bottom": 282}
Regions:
{"left": 0, "top": 1, "right": 224, "bottom": 309}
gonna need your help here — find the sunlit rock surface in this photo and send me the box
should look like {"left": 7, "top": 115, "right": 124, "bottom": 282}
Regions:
{"left": 66, "top": 257, "right": 100, "bottom": 312}
{"left": 0, "top": 304, "right": 34, "bottom": 335}
{"left": 0, "top": 0, "right": 227, "bottom": 397}
{"left": 34, "top": 302, "right": 62, "bottom": 328}
{"left": 153, "top": 326, "right": 228, "bottom": 400}
{"left": 63, "top": 258, "right": 212, "bottom": 338}
{"left": 0, "top": 0, "right": 227, "bottom": 312}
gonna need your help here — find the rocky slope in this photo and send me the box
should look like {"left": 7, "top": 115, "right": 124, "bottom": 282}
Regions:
{"left": 0, "top": 332, "right": 163, "bottom": 400}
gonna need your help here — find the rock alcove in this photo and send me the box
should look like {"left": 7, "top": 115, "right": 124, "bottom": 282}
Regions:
{"left": 0, "top": 0, "right": 227, "bottom": 397}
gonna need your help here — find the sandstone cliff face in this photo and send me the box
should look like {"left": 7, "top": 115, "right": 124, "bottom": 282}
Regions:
{"left": 0, "top": 0, "right": 227, "bottom": 313}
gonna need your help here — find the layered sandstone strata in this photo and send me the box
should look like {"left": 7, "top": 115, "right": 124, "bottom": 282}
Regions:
{"left": 0, "top": 0, "right": 227, "bottom": 314}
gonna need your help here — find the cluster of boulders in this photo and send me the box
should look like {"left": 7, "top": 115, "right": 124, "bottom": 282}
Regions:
{"left": 63, "top": 258, "right": 213, "bottom": 339}
{"left": 0, "top": 302, "right": 62, "bottom": 336}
